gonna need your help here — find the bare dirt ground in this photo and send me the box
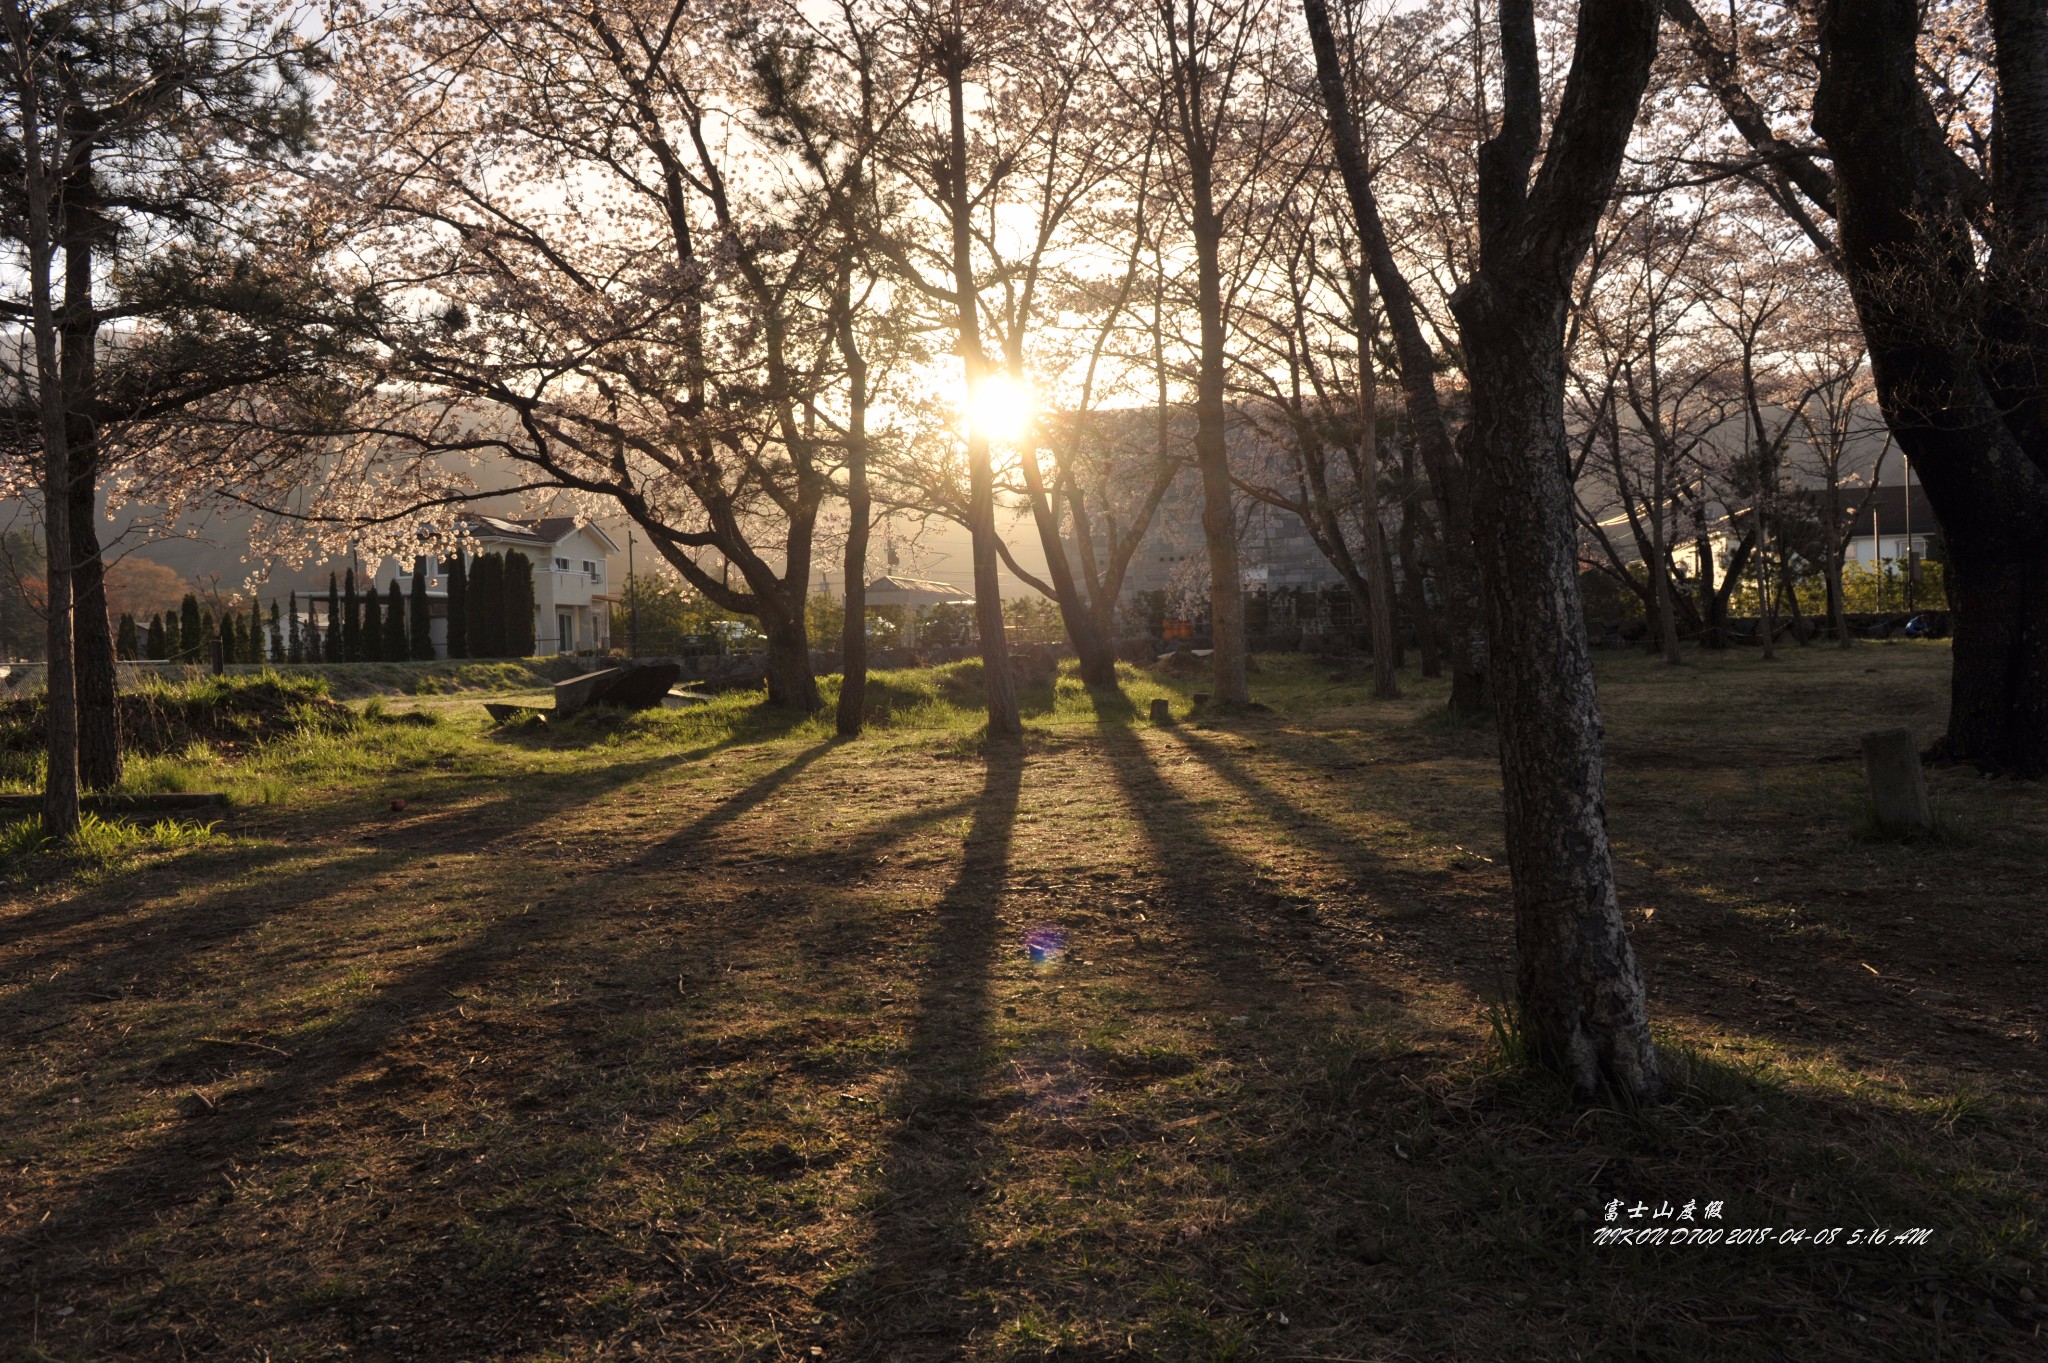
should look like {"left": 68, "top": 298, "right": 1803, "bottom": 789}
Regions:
{"left": 1, "top": 645, "right": 2042, "bottom": 1361}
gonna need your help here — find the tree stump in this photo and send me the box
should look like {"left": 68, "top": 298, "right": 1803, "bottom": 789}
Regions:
{"left": 1860, "top": 727, "right": 1933, "bottom": 836}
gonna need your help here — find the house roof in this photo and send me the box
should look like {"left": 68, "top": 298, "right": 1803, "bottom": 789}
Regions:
{"left": 864, "top": 575, "right": 974, "bottom": 608}
{"left": 1857, "top": 485, "right": 1936, "bottom": 538}
{"left": 461, "top": 515, "right": 621, "bottom": 555}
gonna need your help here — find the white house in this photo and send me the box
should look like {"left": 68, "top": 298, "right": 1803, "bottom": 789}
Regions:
{"left": 375, "top": 516, "right": 621, "bottom": 658}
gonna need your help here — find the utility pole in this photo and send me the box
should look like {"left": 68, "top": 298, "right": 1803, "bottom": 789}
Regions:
{"left": 626, "top": 527, "right": 637, "bottom": 658}
{"left": 1902, "top": 452, "right": 1914, "bottom": 613}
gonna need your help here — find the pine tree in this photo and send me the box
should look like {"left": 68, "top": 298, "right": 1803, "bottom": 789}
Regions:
{"left": 200, "top": 610, "right": 219, "bottom": 666}
{"left": 115, "top": 613, "right": 138, "bottom": 660}
{"left": 146, "top": 613, "right": 167, "bottom": 661}
{"left": 306, "top": 618, "right": 323, "bottom": 664}
{"left": 269, "top": 600, "right": 284, "bottom": 662}
{"left": 179, "top": 595, "right": 202, "bottom": 661}
{"left": 445, "top": 551, "right": 468, "bottom": 657}
{"left": 383, "top": 580, "right": 407, "bottom": 659}
{"left": 469, "top": 552, "right": 504, "bottom": 658}
{"left": 248, "top": 597, "right": 264, "bottom": 663}
{"left": 409, "top": 558, "right": 435, "bottom": 659}
{"left": 287, "top": 593, "right": 303, "bottom": 663}
{"left": 343, "top": 568, "right": 362, "bottom": 661}
{"left": 220, "top": 610, "right": 239, "bottom": 665}
{"left": 362, "top": 577, "right": 384, "bottom": 661}
{"left": 326, "top": 573, "right": 342, "bottom": 661}
{"left": 504, "top": 552, "right": 537, "bottom": 656}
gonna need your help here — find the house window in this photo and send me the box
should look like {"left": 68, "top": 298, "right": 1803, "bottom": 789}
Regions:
{"left": 555, "top": 557, "right": 570, "bottom": 572}
{"left": 583, "top": 560, "right": 602, "bottom": 581}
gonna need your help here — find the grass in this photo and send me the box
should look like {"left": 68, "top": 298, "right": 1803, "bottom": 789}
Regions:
{"left": 0, "top": 638, "right": 2042, "bottom": 1361}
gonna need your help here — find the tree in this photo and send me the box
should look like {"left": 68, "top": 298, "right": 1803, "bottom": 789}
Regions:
{"left": 1147, "top": 0, "right": 1293, "bottom": 709}
{"left": 247, "top": 596, "right": 263, "bottom": 664}
{"left": 198, "top": 607, "right": 217, "bottom": 666}
{"left": 342, "top": 567, "right": 361, "bottom": 662}
{"left": 468, "top": 552, "right": 503, "bottom": 659}
{"left": 219, "top": 608, "right": 238, "bottom": 666}
{"left": 0, "top": 0, "right": 325, "bottom": 803}
{"left": 1299, "top": 0, "right": 1489, "bottom": 712}
{"left": 325, "top": 572, "right": 340, "bottom": 664}
{"left": 408, "top": 557, "right": 433, "bottom": 660}
{"left": 312, "top": 2, "right": 900, "bottom": 713}
{"left": 115, "top": 611, "right": 136, "bottom": 660}
{"left": 1666, "top": 0, "right": 2048, "bottom": 771}
{"left": 178, "top": 593, "right": 200, "bottom": 661}
{"left": 502, "top": 552, "right": 535, "bottom": 657}
{"left": 286, "top": 591, "right": 301, "bottom": 663}
{"left": 1444, "top": 0, "right": 1664, "bottom": 1100}
{"left": 445, "top": 551, "right": 467, "bottom": 659}
{"left": 145, "top": 611, "right": 165, "bottom": 660}
{"left": 269, "top": 598, "right": 283, "bottom": 663}
{"left": 1805, "top": 0, "right": 2048, "bottom": 772}
{"left": 383, "top": 579, "right": 406, "bottom": 659}
{"left": 361, "top": 573, "right": 382, "bottom": 661}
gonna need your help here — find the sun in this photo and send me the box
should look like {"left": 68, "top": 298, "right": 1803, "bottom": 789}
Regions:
{"left": 967, "top": 372, "right": 1034, "bottom": 445}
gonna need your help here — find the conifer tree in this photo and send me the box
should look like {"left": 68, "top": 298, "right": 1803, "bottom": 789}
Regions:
{"left": 409, "top": 558, "right": 434, "bottom": 659}
{"left": 269, "top": 600, "right": 284, "bottom": 662}
{"left": 247, "top": 597, "right": 264, "bottom": 663}
{"left": 469, "top": 552, "right": 504, "bottom": 658}
{"left": 287, "top": 592, "right": 303, "bottom": 663}
{"left": 326, "top": 573, "right": 341, "bottom": 661}
{"left": 445, "top": 551, "right": 468, "bottom": 657}
{"left": 200, "top": 609, "right": 219, "bottom": 665}
{"left": 221, "top": 610, "right": 239, "bottom": 664}
{"left": 504, "top": 552, "right": 537, "bottom": 656}
{"left": 306, "top": 617, "right": 323, "bottom": 664}
{"left": 145, "top": 613, "right": 166, "bottom": 661}
{"left": 179, "top": 595, "right": 202, "bottom": 661}
{"left": 115, "top": 613, "right": 136, "bottom": 660}
{"left": 384, "top": 579, "right": 407, "bottom": 658}
{"left": 342, "top": 569, "right": 362, "bottom": 661}
{"left": 362, "top": 577, "right": 383, "bottom": 660}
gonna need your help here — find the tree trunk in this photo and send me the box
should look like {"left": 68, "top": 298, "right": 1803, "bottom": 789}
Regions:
{"left": 1447, "top": 0, "right": 1663, "bottom": 1102}
{"left": 836, "top": 297, "right": 871, "bottom": 739}
{"left": 1457, "top": 287, "right": 1662, "bottom": 1100}
{"left": 57, "top": 129, "right": 119, "bottom": 791}
{"left": 761, "top": 601, "right": 820, "bottom": 714}
{"left": 1017, "top": 438, "right": 1116, "bottom": 686}
{"left": 68, "top": 457, "right": 118, "bottom": 789}
{"left": 1191, "top": 217, "right": 1249, "bottom": 707}
{"left": 1398, "top": 502, "right": 1443, "bottom": 678}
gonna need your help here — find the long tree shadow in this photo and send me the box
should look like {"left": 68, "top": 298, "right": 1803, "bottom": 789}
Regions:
{"left": 1084, "top": 696, "right": 1406, "bottom": 1017}
{"left": 832, "top": 741, "right": 1021, "bottom": 1360}
{"left": 0, "top": 753, "right": 685, "bottom": 1036}
{"left": 0, "top": 739, "right": 837, "bottom": 1336}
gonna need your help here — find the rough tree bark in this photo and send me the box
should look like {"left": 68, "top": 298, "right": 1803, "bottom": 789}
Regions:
{"left": 1810, "top": 0, "right": 2048, "bottom": 773}
{"left": 1445, "top": 0, "right": 1663, "bottom": 1101}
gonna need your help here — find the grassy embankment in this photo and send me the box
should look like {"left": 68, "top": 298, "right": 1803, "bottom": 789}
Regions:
{"left": 1, "top": 641, "right": 2042, "bottom": 1361}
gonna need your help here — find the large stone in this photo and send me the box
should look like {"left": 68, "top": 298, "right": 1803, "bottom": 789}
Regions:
{"left": 1861, "top": 726, "right": 1933, "bottom": 835}
{"left": 555, "top": 661, "right": 684, "bottom": 717}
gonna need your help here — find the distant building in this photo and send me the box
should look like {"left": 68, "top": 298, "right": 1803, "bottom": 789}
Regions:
{"left": 372, "top": 515, "right": 621, "bottom": 658}
{"left": 1842, "top": 484, "right": 1936, "bottom": 567}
